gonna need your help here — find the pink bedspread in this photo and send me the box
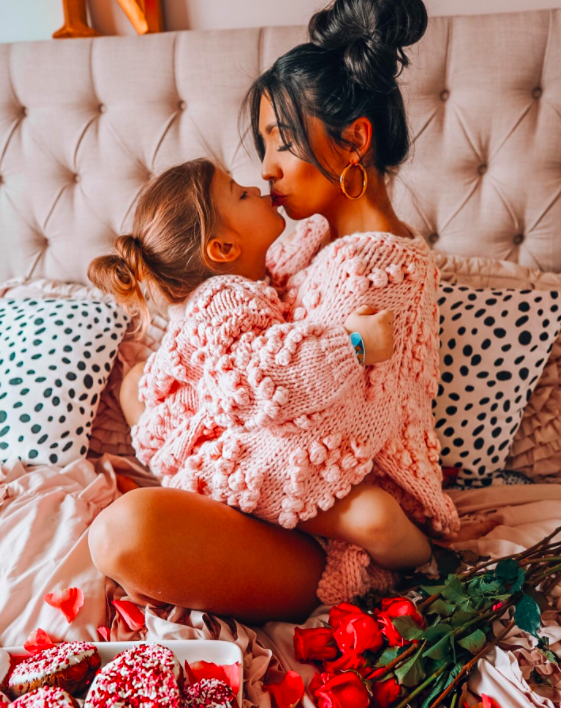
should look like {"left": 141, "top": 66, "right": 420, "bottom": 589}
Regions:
{"left": 1, "top": 453, "right": 561, "bottom": 707}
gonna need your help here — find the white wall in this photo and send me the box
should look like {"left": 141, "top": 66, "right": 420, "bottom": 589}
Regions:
{"left": 0, "top": 0, "right": 560, "bottom": 43}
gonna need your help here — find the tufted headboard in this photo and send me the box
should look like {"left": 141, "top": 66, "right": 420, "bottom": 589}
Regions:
{"left": 0, "top": 8, "right": 560, "bottom": 285}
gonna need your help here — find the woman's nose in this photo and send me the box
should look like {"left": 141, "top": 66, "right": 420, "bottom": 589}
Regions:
{"left": 261, "top": 149, "right": 282, "bottom": 183}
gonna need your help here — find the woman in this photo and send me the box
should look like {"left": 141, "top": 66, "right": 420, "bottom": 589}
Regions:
{"left": 89, "top": 0, "right": 458, "bottom": 624}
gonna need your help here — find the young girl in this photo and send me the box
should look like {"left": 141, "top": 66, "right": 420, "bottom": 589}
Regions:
{"left": 89, "top": 155, "right": 458, "bottom": 606}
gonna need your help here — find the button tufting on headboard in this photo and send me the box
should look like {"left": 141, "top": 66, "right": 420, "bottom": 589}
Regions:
{"left": 0, "top": 10, "right": 560, "bottom": 283}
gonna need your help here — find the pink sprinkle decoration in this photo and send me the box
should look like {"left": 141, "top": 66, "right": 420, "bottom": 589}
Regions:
{"left": 44, "top": 587, "right": 84, "bottom": 624}
{"left": 183, "top": 678, "right": 236, "bottom": 707}
{"left": 23, "top": 628, "right": 55, "bottom": 654}
{"left": 111, "top": 599, "right": 146, "bottom": 631}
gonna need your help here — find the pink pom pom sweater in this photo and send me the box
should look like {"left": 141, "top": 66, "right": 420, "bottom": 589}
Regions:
{"left": 131, "top": 215, "right": 460, "bottom": 605}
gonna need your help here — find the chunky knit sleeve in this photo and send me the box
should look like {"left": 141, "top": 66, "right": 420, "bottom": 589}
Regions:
{"left": 131, "top": 384, "right": 198, "bottom": 469}
{"left": 266, "top": 214, "right": 330, "bottom": 291}
{"left": 197, "top": 277, "right": 364, "bottom": 429}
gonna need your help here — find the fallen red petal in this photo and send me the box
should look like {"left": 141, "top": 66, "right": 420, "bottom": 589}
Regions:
{"left": 44, "top": 587, "right": 84, "bottom": 624}
{"left": 111, "top": 599, "right": 145, "bottom": 631}
{"left": 96, "top": 626, "right": 111, "bottom": 642}
{"left": 264, "top": 670, "right": 305, "bottom": 708}
{"left": 23, "top": 628, "right": 54, "bottom": 654}
{"left": 482, "top": 694, "right": 502, "bottom": 708}
{"left": 184, "top": 660, "right": 240, "bottom": 694}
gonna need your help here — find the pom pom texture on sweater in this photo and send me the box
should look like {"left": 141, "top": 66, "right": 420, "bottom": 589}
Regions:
{"left": 131, "top": 216, "right": 460, "bottom": 604}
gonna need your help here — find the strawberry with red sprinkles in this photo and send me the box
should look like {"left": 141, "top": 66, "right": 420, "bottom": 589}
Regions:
{"left": 11, "top": 685, "right": 79, "bottom": 707}
{"left": 183, "top": 679, "right": 236, "bottom": 707}
{"left": 84, "top": 643, "right": 183, "bottom": 708}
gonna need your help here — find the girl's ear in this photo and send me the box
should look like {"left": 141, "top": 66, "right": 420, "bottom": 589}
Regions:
{"left": 205, "top": 236, "right": 242, "bottom": 264}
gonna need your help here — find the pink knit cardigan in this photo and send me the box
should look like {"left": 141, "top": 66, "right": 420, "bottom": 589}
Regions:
{"left": 131, "top": 215, "right": 460, "bottom": 604}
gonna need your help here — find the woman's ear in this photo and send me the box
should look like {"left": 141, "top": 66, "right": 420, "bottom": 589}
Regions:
{"left": 205, "top": 235, "right": 242, "bottom": 265}
{"left": 343, "top": 116, "right": 374, "bottom": 161}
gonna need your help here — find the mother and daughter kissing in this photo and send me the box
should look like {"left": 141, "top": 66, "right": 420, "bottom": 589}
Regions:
{"left": 87, "top": 0, "right": 464, "bottom": 624}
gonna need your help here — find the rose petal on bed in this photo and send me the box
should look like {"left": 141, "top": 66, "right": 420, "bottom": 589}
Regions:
{"left": 23, "top": 628, "right": 55, "bottom": 653}
{"left": 96, "top": 626, "right": 111, "bottom": 642}
{"left": 263, "top": 670, "right": 305, "bottom": 708}
{"left": 111, "top": 599, "right": 145, "bottom": 630}
{"left": 43, "top": 587, "right": 84, "bottom": 623}
{"left": 184, "top": 660, "right": 240, "bottom": 694}
{"left": 482, "top": 694, "right": 502, "bottom": 708}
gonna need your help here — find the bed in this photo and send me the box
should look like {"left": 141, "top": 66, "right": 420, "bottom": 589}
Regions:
{"left": 1, "top": 8, "right": 561, "bottom": 707}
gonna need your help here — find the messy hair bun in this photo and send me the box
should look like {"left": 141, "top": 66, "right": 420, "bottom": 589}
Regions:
{"left": 309, "top": 0, "right": 427, "bottom": 92}
{"left": 244, "top": 0, "right": 428, "bottom": 180}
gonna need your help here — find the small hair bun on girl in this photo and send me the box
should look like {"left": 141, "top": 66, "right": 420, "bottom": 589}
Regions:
{"left": 87, "top": 233, "right": 149, "bottom": 337}
{"left": 308, "top": 0, "right": 428, "bottom": 90}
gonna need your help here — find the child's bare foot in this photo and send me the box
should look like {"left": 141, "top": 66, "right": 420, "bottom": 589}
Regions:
{"left": 434, "top": 518, "right": 500, "bottom": 547}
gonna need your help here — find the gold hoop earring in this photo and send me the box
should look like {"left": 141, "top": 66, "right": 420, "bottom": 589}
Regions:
{"left": 339, "top": 160, "right": 368, "bottom": 200}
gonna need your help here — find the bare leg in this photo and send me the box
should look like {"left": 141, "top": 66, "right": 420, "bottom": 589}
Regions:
{"left": 88, "top": 487, "right": 327, "bottom": 624}
{"left": 297, "top": 482, "right": 432, "bottom": 570}
{"left": 120, "top": 360, "right": 147, "bottom": 427}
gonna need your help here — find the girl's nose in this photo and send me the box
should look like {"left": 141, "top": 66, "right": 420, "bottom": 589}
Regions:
{"left": 251, "top": 185, "right": 261, "bottom": 197}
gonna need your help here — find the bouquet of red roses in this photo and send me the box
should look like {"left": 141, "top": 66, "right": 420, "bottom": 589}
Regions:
{"left": 294, "top": 526, "right": 561, "bottom": 708}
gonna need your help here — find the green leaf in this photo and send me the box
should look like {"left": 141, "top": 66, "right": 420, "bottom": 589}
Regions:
{"left": 423, "top": 633, "right": 454, "bottom": 660}
{"left": 526, "top": 586, "right": 551, "bottom": 612}
{"left": 374, "top": 646, "right": 402, "bottom": 668}
{"left": 426, "top": 598, "right": 456, "bottom": 617}
{"left": 391, "top": 615, "right": 424, "bottom": 640}
{"left": 451, "top": 609, "right": 478, "bottom": 628}
{"left": 419, "top": 668, "right": 450, "bottom": 708}
{"left": 442, "top": 576, "right": 467, "bottom": 604}
{"left": 512, "top": 567, "right": 526, "bottom": 593}
{"left": 514, "top": 593, "right": 542, "bottom": 638}
{"left": 421, "top": 624, "right": 453, "bottom": 642}
{"left": 443, "top": 661, "right": 463, "bottom": 690}
{"left": 419, "top": 584, "right": 446, "bottom": 596}
{"left": 394, "top": 651, "right": 426, "bottom": 687}
{"left": 494, "top": 558, "right": 520, "bottom": 583}
{"left": 458, "top": 629, "right": 486, "bottom": 655}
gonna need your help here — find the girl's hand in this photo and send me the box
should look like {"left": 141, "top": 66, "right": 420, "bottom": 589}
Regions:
{"left": 344, "top": 306, "right": 395, "bottom": 365}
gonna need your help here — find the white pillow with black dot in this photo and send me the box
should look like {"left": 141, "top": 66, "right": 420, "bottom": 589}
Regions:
{"left": 0, "top": 297, "right": 129, "bottom": 466}
{"left": 434, "top": 283, "right": 561, "bottom": 487}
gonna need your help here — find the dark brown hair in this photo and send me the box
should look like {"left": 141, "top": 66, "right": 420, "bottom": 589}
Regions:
{"left": 88, "top": 158, "right": 217, "bottom": 339}
{"left": 242, "top": 0, "right": 428, "bottom": 181}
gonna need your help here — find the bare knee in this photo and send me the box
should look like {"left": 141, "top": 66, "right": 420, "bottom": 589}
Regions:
{"left": 88, "top": 488, "right": 146, "bottom": 580}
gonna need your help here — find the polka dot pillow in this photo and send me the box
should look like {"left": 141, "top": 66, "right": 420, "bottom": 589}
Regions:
{"left": 434, "top": 284, "right": 561, "bottom": 486}
{"left": 0, "top": 297, "right": 129, "bottom": 466}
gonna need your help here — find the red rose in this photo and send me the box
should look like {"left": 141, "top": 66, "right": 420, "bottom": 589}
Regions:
{"left": 375, "top": 597, "right": 424, "bottom": 647}
{"left": 328, "top": 602, "right": 364, "bottom": 630}
{"left": 329, "top": 604, "right": 383, "bottom": 654}
{"left": 374, "top": 611, "right": 406, "bottom": 647}
{"left": 294, "top": 627, "right": 339, "bottom": 663}
{"left": 370, "top": 676, "right": 401, "bottom": 707}
{"left": 311, "top": 671, "right": 370, "bottom": 708}
{"left": 322, "top": 650, "right": 368, "bottom": 676}
{"left": 380, "top": 597, "right": 424, "bottom": 626}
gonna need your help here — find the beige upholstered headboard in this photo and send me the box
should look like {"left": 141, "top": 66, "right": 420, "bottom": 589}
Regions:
{"left": 0, "top": 9, "right": 560, "bottom": 284}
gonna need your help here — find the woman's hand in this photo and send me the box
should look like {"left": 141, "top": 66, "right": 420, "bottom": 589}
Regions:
{"left": 344, "top": 306, "right": 395, "bottom": 365}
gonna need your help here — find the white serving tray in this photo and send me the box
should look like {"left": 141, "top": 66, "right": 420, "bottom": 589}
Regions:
{"left": 3, "top": 639, "right": 244, "bottom": 706}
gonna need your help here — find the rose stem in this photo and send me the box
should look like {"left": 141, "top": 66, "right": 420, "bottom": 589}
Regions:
{"left": 426, "top": 619, "right": 516, "bottom": 708}
{"left": 372, "top": 642, "right": 420, "bottom": 681}
{"left": 391, "top": 662, "right": 450, "bottom": 708}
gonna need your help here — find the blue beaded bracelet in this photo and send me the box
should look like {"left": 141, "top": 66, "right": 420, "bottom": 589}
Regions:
{"left": 350, "top": 331, "right": 365, "bottom": 365}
